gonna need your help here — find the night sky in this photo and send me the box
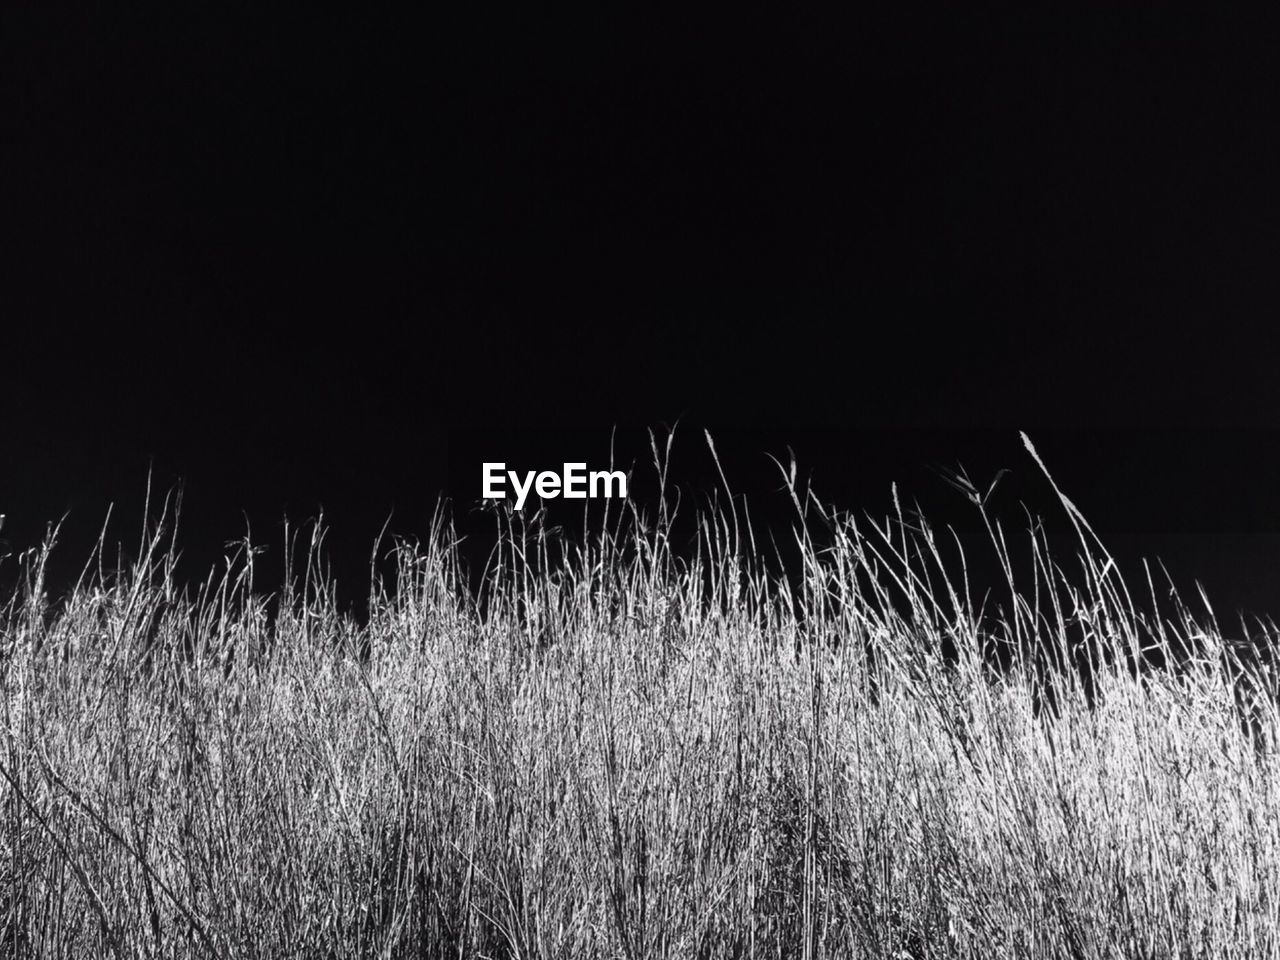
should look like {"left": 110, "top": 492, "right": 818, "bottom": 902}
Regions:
{"left": 6, "top": 9, "right": 1280, "bottom": 626}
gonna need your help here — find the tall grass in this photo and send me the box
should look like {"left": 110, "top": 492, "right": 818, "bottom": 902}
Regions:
{"left": 3, "top": 432, "right": 1280, "bottom": 958}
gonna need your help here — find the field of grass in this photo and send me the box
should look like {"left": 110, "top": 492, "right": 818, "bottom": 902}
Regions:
{"left": 4, "top": 433, "right": 1280, "bottom": 959}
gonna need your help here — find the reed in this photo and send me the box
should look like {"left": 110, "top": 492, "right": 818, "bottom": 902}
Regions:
{"left": 1, "top": 433, "right": 1277, "bottom": 958}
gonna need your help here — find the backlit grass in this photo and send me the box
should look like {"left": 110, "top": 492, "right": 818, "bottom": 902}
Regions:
{"left": 2, "top": 433, "right": 1278, "bottom": 958}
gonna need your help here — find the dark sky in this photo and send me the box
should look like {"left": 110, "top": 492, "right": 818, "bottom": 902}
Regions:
{"left": 5, "top": 8, "right": 1280, "bottom": 625}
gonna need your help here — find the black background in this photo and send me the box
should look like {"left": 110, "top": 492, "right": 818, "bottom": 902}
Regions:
{"left": 5, "top": 8, "right": 1280, "bottom": 626}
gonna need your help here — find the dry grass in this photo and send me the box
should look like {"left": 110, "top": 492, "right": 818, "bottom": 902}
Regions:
{"left": 3, "top": 432, "right": 1280, "bottom": 958}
